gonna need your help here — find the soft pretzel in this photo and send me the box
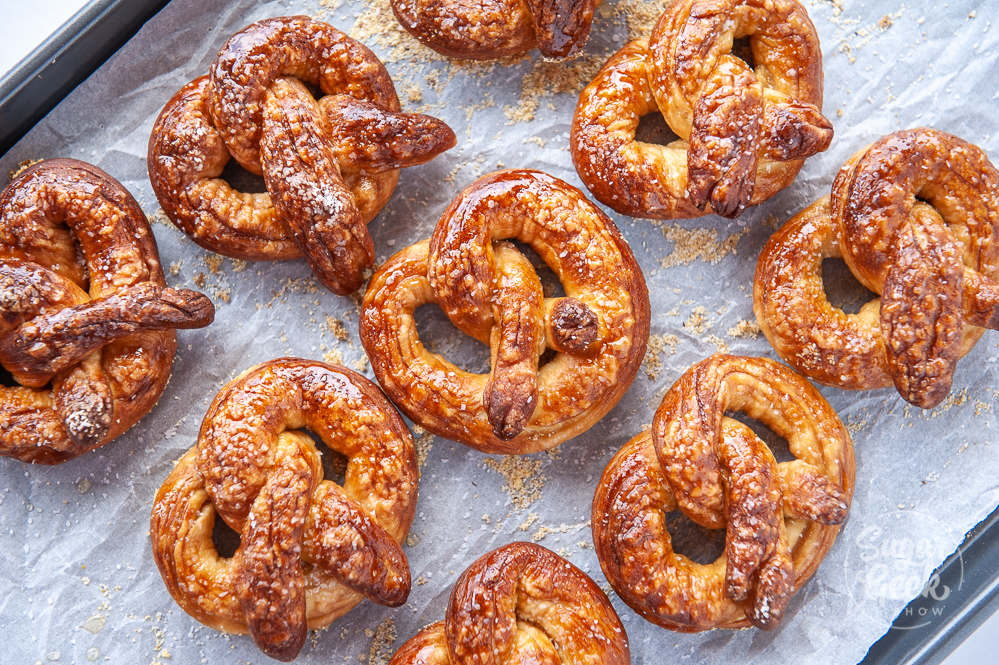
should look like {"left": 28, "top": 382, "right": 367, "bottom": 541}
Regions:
{"left": 150, "top": 359, "right": 418, "bottom": 661}
{"left": 592, "top": 354, "right": 853, "bottom": 632}
{"left": 571, "top": 0, "right": 832, "bottom": 219}
{"left": 0, "top": 159, "right": 214, "bottom": 464}
{"left": 148, "top": 16, "right": 456, "bottom": 295}
{"left": 755, "top": 128, "right": 999, "bottom": 408}
{"left": 390, "top": 0, "right": 601, "bottom": 60}
{"left": 360, "top": 169, "right": 649, "bottom": 454}
{"left": 388, "top": 542, "right": 630, "bottom": 665}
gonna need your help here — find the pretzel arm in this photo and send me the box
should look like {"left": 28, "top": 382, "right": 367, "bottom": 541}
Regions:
{"left": 686, "top": 57, "right": 763, "bottom": 218}
{"left": 234, "top": 435, "right": 315, "bottom": 662}
{"left": 880, "top": 210, "right": 964, "bottom": 408}
{"left": 302, "top": 482, "right": 411, "bottom": 607}
{"left": 0, "top": 282, "right": 214, "bottom": 387}
{"left": 320, "top": 94, "right": 456, "bottom": 174}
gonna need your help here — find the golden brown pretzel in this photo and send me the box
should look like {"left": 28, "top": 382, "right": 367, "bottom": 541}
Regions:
{"left": 150, "top": 358, "right": 418, "bottom": 661}
{"left": 0, "top": 159, "right": 214, "bottom": 464}
{"left": 571, "top": 0, "right": 832, "bottom": 219}
{"left": 360, "top": 169, "right": 650, "bottom": 454}
{"left": 388, "top": 542, "right": 630, "bottom": 665}
{"left": 592, "top": 354, "right": 853, "bottom": 632}
{"left": 755, "top": 128, "right": 999, "bottom": 408}
{"left": 148, "top": 16, "right": 456, "bottom": 295}
{"left": 390, "top": 0, "right": 601, "bottom": 60}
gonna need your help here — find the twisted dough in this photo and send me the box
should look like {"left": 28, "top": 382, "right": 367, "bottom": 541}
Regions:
{"left": 388, "top": 542, "right": 630, "bottom": 665}
{"left": 592, "top": 354, "right": 853, "bottom": 631}
{"left": 571, "top": 0, "right": 832, "bottom": 219}
{"left": 151, "top": 359, "right": 418, "bottom": 661}
{"left": 755, "top": 128, "right": 999, "bottom": 408}
{"left": 360, "top": 169, "right": 649, "bottom": 454}
{"left": 148, "top": 16, "right": 455, "bottom": 295}
{"left": 390, "top": 0, "right": 601, "bottom": 60}
{"left": 0, "top": 159, "right": 214, "bottom": 463}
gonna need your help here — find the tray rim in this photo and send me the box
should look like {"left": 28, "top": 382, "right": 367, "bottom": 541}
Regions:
{"left": 0, "top": 1, "right": 995, "bottom": 663}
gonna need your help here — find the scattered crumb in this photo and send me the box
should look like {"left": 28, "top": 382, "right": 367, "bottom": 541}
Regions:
{"left": 204, "top": 255, "right": 223, "bottom": 274}
{"left": 504, "top": 54, "right": 606, "bottom": 124}
{"left": 519, "top": 512, "right": 540, "bottom": 531}
{"left": 316, "top": 0, "right": 342, "bottom": 15}
{"left": 412, "top": 425, "right": 434, "bottom": 469}
{"left": 653, "top": 222, "right": 748, "bottom": 268}
{"left": 820, "top": 0, "right": 845, "bottom": 17}
{"left": 326, "top": 316, "right": 349, "bottom": 341}
{"left": 484, "top": 456, "right": 546, "bottom": 510}
{"left": 530, "top": 520, "right": 590, "bottom": 543}
{"left": 147, "top": 208, "right": 172, "bottom": 227}
{"left": 366, "top": 617, "right": 396, "bottom": 665}
{"left": 684, "top": 306, "right": 709, "bottom": 334}
{"left": 705, "top": 334, "right": 729, "bottom": 353}
{"left": 644, "top": 333, "right": 679, "bottom": 380}
{"left": 727, "top": 319, "right": 761, "bottom": 339}
{"left": 603, "top": 0, "right": 671, "bottom": 40}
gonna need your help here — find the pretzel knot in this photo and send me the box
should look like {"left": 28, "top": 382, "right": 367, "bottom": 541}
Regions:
{"left": 388, "top": 542, "right": 630, "bottom": 665}
{"left": 360, "top": 169, "right": 650, "bottom": 454}
{"left": 592, "top": 354, "right": 854, "bottom": 631}
{"left": 571, "top": 0, "right": 832, "bottom": 220}
{"left": 390, "top": 0, "right": 601, "bottom": 60}
{"left": 148, "top": 15, "right": 456, "bottom": 295}
{"left": 150, "top": 359, "right": 418, "bottom": 661}
{"left": 0, "top": 159, "right": 214, "bottom": 464}
{"left": 755, "top": 128, "right": 999, "bottom": 408}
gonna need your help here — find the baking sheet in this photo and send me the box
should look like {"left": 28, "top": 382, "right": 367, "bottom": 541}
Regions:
{"left": 1, "top": 0, "right": 997, "bottom": 663}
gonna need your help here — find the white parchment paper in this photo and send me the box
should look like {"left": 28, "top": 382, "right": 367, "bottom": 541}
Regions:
{"left": 1, "top": 1, "right": 997, "bottom": 663}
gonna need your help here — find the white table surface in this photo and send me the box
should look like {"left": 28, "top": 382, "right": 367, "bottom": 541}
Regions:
{"left": 1, "top": 2, "right": 996, "bottom": 664}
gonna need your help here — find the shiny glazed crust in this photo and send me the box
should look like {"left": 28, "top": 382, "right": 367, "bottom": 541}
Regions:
{"left": 390, "top": 0, "right": 601, "bottom": 60}
{"left": 755, "top": 128, "right": 999, "bottom": 408}
{"left": 388, "top": 542, "right": 630, "bottom": 665}
{"left": 571, "top": 0, "right": 832, "bottom": 219}
{"left": 0, "top": 159, "right": 215, "bottom": 464}
{"left": 148, "top": 16, "right": 455, "bottom": 295}
{"left": 592, "top": 354, "right": 854, "bottom": 632}
{"left": 360, "top": 169, "right": 650, "bottom": 454}
{"left": 150, "top": 358, "right": 419, "bottom": 661}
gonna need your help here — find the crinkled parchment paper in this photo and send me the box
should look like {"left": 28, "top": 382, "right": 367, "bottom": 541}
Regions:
{"left": 1, "top": 1, "right": 997, "bottom": 663}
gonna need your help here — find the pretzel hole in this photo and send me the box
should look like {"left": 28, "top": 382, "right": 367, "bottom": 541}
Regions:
{"left": 538, "top": 347, "right": 558, "bottom": 368}
{"left": 731, "top": 36, "right": 756, "bottom": 70}
{"left": 635, "top": 112, "right": 681, "bottom": 147}
{"left": 299, "top": 428, "right": 348, "bottom": 486}
{"left": 725, "top": 411, "right": 794, "bottom": 463}
{"left": 211, "top": 513, "right": 241, "bottom": 558}
{"left": 821, "top": 258, "right": 873, "bottom": 315}
{"left": 508, "top": 240, "right": 565, "bottom": 298}
{"left": 220, "top": 159, "right": 267, "bottom": 194}
{"left": 664, "top": 510, "right": 726, "bottom": 563}
{"left": 414, "top": 305, "right": 491, "bottom": 373}
{"left": 0, "top": 365, "right": 17, "bottom": 387}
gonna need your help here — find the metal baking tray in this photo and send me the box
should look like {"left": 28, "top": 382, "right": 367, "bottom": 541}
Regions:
{"left": 0, "top": 1, "right": 995, "bottom": 663}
